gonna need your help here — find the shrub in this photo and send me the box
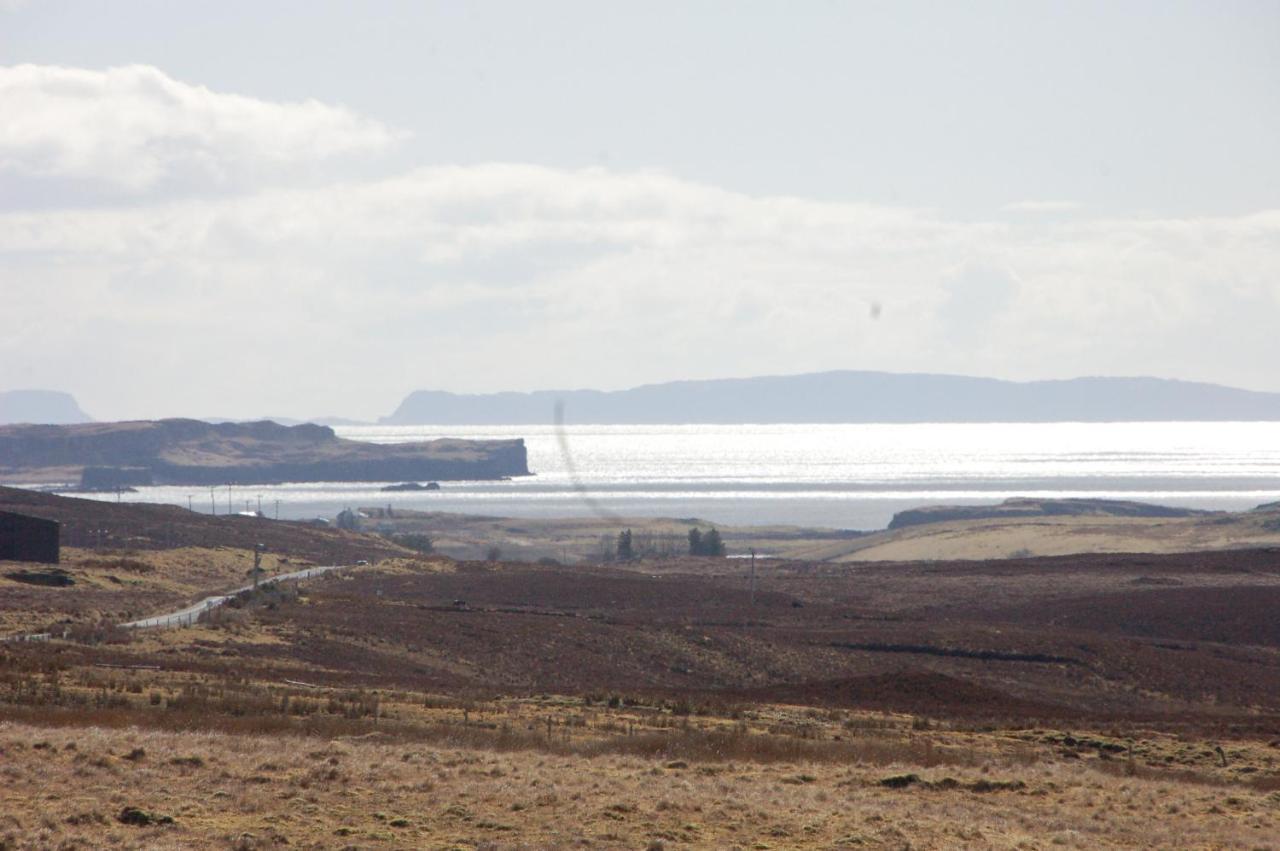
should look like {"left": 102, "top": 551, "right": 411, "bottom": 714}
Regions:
{"left": 393, "top": 533, "right": 434, "bottom": 554}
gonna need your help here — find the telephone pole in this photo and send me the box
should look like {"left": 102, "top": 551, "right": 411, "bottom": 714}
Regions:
{"left": 253, "top": 543, "right": 265, "bottom": 590}
{"left": 749, "top": 547, "right": 757, "bottom": 606}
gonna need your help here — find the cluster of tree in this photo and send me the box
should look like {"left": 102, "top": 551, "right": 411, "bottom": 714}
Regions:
{"left": 596, "top": 528, "right": 683, "bottom": 561}
{"left": 687, "top": 527, "right": 725, "bottom": 557}
{"left": 599, "top": 526, "right": 727, "bottom": 561}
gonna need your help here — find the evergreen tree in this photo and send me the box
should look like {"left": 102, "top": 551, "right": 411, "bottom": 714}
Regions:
{"left": 617, "top": 528, "right": 634, "bottom": 560}
{"left": 687, "top": 527, "right": 703, "bottom": 556}
{"left": 703, "top": 527, "right": 725, "bottom": 557}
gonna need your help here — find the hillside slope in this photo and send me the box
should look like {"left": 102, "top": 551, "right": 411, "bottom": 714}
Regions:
{"left": 0, "top": 484, "right": 405, "bottom": 561}
{"left": 806, "top": 502, "right": 1280, "bottom": 562}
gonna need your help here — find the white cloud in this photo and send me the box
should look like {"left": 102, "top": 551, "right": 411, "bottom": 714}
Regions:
{"left": 0, "top": 41, "right": 1271, "bottom": 423}
{"left": 0, "top": 64, "right": 404, "bottom": 192}
{"left": 0, "top": 160, "right": 1277, "bottom": 417}
{"left": 937, "top": 261, "right": 1021, "bottom": 341}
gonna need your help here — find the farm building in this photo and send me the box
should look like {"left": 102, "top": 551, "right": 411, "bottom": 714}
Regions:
{"left": 0, "top": 511, "right": 60, "bottom": 564}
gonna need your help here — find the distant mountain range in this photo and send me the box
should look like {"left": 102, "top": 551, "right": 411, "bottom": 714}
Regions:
{"left": 0, "top": 390, "right": 92, "bottom": 425}
{"left": 381, "top": 372, "right": 1280, "bottom": 425}
{"left": 11, "top": 372, "right": 1280, "bottom": 428}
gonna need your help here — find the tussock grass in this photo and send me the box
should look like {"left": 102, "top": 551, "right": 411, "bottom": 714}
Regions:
{"left": 2, "top": 720, "right": 1278, "bottom": 850}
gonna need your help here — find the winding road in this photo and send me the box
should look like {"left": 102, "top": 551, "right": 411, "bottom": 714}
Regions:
{"left": 2, "top": 563, "right": 355, "bottom": 641}
{"left": 121, "top": 563, "right": 352, "bottom": 629}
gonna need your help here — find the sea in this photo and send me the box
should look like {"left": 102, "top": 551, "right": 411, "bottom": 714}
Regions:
{"left": 78, "top": 422, "right": 1280, "bottom": 531}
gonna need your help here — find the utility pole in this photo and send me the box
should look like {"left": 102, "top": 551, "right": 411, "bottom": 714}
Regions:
{"left": 187, "top": 494, "right": 193, "bottom": 512}
{"left": 209, "top": 487, "right": 216, "bottom": 515}
{"left": 257, "top": 494, "right": 262, "bottom": 515}
{"left": 749, "top": 547, "right": 757, "bottom": 606}
{"left": 227, "top": 484, "right": 232, "bottom": 515}
{"left": 274, "top": 499, "right": 280, "bottom": 520}
{"left": 253, "top": 543, "right": 264, "bottom": 590}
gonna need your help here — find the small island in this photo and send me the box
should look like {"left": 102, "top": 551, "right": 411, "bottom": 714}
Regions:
{"left": 381, "top": 481, "right": 442, "bottom": 492}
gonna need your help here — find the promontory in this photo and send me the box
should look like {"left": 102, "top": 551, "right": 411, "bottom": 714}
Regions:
{"left": 0, "top": 419, "right": 528, "bottom": 488}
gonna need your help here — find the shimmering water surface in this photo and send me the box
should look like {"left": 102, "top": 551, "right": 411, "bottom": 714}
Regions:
{"left": 84, "top": 422, "right": 1280, "bottom": 530}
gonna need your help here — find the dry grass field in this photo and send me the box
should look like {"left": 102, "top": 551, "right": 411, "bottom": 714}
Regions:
{"left": 1, "top": 716, "right": 1278, "bottom": 850}
{"left": 819, "top": 509, "right": 1280, "bottom": 562}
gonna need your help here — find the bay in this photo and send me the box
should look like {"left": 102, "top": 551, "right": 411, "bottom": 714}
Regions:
{"left": 86, "top": 422, "right": 1280, "bottom": 530}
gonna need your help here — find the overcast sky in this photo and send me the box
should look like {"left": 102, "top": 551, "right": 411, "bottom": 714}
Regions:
{"left": 2, "top": 0, "right": 1278, "bottom": 420}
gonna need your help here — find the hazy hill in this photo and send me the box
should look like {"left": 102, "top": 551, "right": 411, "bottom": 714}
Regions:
{"left": 383, "top": 371, "right": 1280, "bottom": 424}
{"left": 0, "top": 390, "right": 92, "bottom": 425}
{"left": 202, "top": 415, "right": 371, "bottom": 427}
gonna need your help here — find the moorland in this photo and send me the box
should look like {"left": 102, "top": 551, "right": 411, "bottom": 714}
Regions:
{"left": 1, "top": 486, "right": 1279, "bottom": 849}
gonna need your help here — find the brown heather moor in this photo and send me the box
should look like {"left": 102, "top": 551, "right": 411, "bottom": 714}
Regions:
{"left": 2, "top": 490, "right": 1279, "bottom": 848}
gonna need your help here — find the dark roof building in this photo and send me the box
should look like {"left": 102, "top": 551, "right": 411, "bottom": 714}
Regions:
{"left": 0, "top": 511, "right": 60, "bottom": 564}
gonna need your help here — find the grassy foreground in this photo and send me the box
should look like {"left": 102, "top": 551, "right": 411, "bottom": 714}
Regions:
{"left": 2, "top": 717, "right": 1278, "bottom": 850}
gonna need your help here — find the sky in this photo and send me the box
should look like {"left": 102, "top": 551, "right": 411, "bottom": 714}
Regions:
{"left": 2, "top": 0, "right": 1278, "bottom": 421}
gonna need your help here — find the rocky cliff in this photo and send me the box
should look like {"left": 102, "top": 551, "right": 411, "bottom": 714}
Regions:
{"left": 0, "top": 419, "right": 528, "bottom": 486}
